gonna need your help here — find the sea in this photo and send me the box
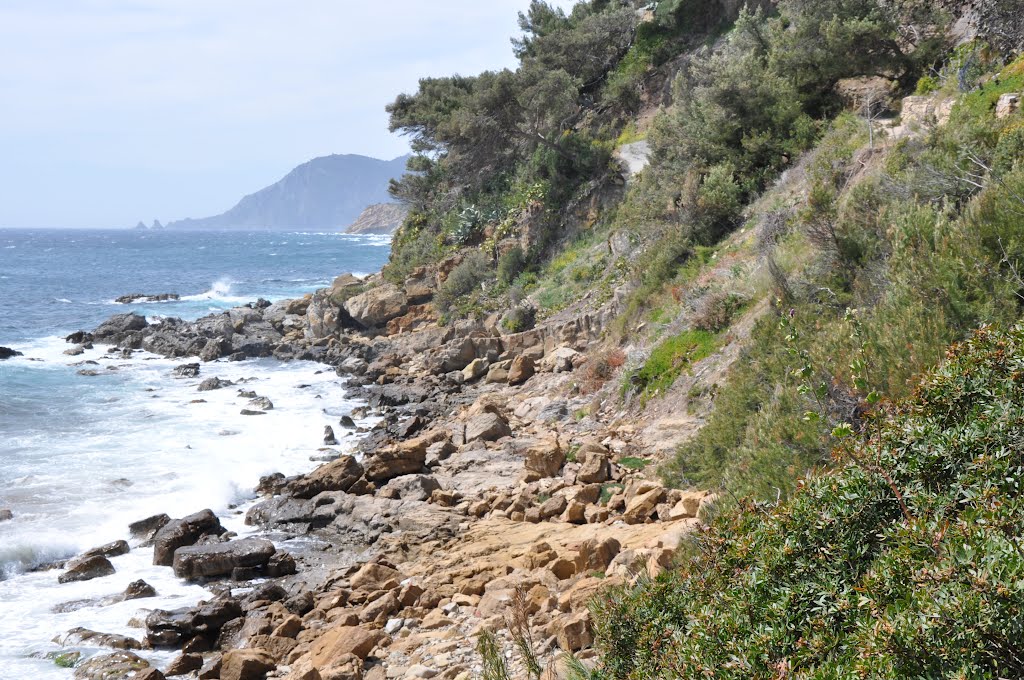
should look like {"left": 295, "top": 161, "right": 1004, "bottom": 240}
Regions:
{"left": 0, "top": 228, "right": 391, "bottom": 679}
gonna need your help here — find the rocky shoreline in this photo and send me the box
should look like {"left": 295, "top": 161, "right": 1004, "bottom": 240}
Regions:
{"left": 51, "top": 269, "right": 709, "bottom": 680}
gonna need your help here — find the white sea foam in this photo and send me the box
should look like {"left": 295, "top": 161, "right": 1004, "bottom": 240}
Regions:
{"left": 0, "top": 340, "right": 375, "bottom": 678}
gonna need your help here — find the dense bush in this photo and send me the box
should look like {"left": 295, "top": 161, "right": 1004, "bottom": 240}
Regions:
{"left": 592, "top": 325, "right": 1024, "bottom": 679}
{"left": 435, "top": 251, "right": 492, "bottom": 315}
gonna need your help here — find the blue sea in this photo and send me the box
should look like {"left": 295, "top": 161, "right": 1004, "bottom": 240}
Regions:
{"left": 0, "top": 229, "right": 390, "bottom": 679}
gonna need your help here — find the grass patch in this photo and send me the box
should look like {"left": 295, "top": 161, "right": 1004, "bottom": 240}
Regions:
{"left": 617, "top": 456, "right": 649, "bottom": 471}
{"left": 625, "top": 330, "right": 718, "bottom": 404}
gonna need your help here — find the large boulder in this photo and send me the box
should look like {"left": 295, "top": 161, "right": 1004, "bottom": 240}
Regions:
{"left": 286, "top": 455, "right": 363, "bottom": 499}
{"left": 508, "top": 355, "right": 536, "bottom": 385}
{"left": 343, "top": 284, "right": 408, "bottom": 329}
{"left": 379, "top": 474, "right": 441, "bottom": 502}
{"left": 59, "top": 555, "right": 115, "bottom": 584}
{"left": 93, "top": 313, "right": 148, "bottom": 342}
{"left": 59, "top": 628, "right": 141, "bottom": 651}
{"left": 576, "top": 451, "right": 610, "bottom": 484}
{"left": 310, "top": 625, "right": 385, "bottom": 664}
{"left": 172, "top": 538, "right": 276, "bottom": 580}
{"left": 0, "top": 347, "right": 23, "bottom": 360}
{"left": 220, "top": 649, "right": 276, "bottom": 680}
{"left": 524, "top": 439, "right": 565, "bottom": 479}
{"left": 465, "top": 412, "right": 512, "bottom": 443}
{"left": 152, "top": 509, "right": 226, "bottom": 566}
{"left": 146, "top": 599, "right": 243, "bottom": 648}
{"left": 363, "top": 437, "right": 432, "bottom": 482}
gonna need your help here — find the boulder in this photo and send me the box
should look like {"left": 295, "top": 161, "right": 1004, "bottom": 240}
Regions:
{"left": 122, "top": 579, "right": 157, "bottom": 600}
{"left": 465, "top": 412, "right": 511, "bottom": 443}
{"left": 524, "top": 439, "right": 565, "bottom": 478}
{"left": 198, "top": 377, "right": 233, "bottom": 392}
{"left": 173, "top": 363, "right": 201, "bottom": 378}
{"left": 165, "top": 653, "right": 204, "bottom": 677}
{"left": 541, "top": 347, "right": 581, "bottom": 373}
{"left": 92, "top": 313, "right": 148, "bottom": 341}
{"left": 73, "top": 651, "right": 152, "bottom": 680}
{"left": 344, "top": 284, "right": 409, "bottom": 329}
{"left": 247, "top": 396, "right": 274, "bottom": 411}
{"left": 574, "top": 537, "right": 621, "bottom": 573}
{"left": 0, "top": 346, "right": 23, "bottom": 360}
{"left": 996, "top": 92, "right": 1021, "bottom": 119}
{"left": 59, "top": 627, "right": 142, "bottom": 651}
{"left": 576, "top": 452, "right": 610, "bottom": 484}
{"left": 172, "top": 538, "right": 276, "bottom": 580}
{"left": 310, "top": 625, "right": 385, "bottom": 663}
{"left": 461, "top": 358, "right": 489, "bottom": 382}
{"left": 507, "top": 356, "right": 535, "bottom": 385}
{"left": 623, "top": 487, "right": 666, "bottom": 524}
{"left": 152, "top": 509, "right": 226, "bottom": 566}
{"left": 286, "top": 455, "right": 363, "bottom": 499}
{"left": 363, "top": 440, "right": 429, "bottom": 483}
{"left": 82, "top": 540, "right": 130, "bottom": 560}
{"left": 351, "top": 562, "right": 401, "bottom": 591}
{"left": 220, "top": 649, "right": 276, "bottom": 680}
{"left": 323, "top": 426, "right": 338, "bottom": 445}
{"left": 379, "top": 474, "right": 441, "bottom": 502}
{"left": 145, "top": 599, "right": 242, "bottom": 648}
{"left": 129, "top": 513, "right": 171, "bottom": 540}
{"left": 59, "top": 555, "right": 115, "bottom": 584}
{"left": 0, "top": 508, "right": 12, "bottom": 522}
{"left": 556, "top": 612, "right": 593, "bottom": 652}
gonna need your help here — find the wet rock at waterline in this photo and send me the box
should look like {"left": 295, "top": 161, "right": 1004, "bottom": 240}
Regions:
{"left": 152, "top": 509, "right": 226, "bottom": 566}
{"left": 171, "top": 538, "right": 276, "bottom": 580}
{"left": 58, "top": 555, "right": 115, "bottom": 584}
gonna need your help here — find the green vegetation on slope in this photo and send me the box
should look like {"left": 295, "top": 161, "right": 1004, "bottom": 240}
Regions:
{"left": 667, "top": 55, "right": 1024, "bottom": 501}
{"left": 590, "top": 324, "right": 1024, "bottom": 679}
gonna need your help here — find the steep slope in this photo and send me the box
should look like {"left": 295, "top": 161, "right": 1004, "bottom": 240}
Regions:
{"left": 168, "top": 154, "right": 407, "bottom": 230}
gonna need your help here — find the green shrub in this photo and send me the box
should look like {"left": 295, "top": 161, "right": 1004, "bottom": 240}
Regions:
{"left": 592, "top": 325, "right": 1024, "bottom": 679}
{"left": 436, "top": 251, "right": 492, "bottom": 314}
{"left": 497, "top": 245, "right": 528, "bottom": 285}
{"left": 914, "top": 73, "right": 940, "bottom": 94}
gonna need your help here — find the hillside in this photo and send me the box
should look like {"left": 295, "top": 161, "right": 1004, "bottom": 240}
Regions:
{"left": 167, "top": 153, "right": 407, "bottom": 230}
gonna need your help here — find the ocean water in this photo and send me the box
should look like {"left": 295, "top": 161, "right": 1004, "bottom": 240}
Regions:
{"left": 0, "top": 229, "right": 390, "bottom": 679}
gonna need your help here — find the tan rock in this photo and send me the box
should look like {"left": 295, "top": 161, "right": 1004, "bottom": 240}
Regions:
{"left": 623, "top": 487, "right": 665, "bottom": 524}
{"left": 555, "top": 612, "right": 593, "bottom": 652}
{"left": 283, "top": 659, "right": 323, "bottom": 680}
{"left": 220, "top": 649, "right": 276, "bottom": 680}
{"left": 524, "top": 439, "right": 565, "bottom": 479}
{"left": 344, "top": 284, "right": 409, "bottom": 329}
{"left": 575, "top": 537, "right": 621, "bottom": 573}
{"left": 507, "top": 356, "right": 535, "bottom": 385}
{"left": 461, "top": 358, "right": 489, "bottom": 382}
{"left": 273, "top": 615, "right": 303, "bottom": 639}
{"left": 311, "top": 627, "right": 386, "bottom": 664}
{"left": 419, "top": 610, "right": 450, "bottom": 630}
{"left": 576, "top": 451, "right": 610, "bottom": 484}
{"left": 549, "top": 558, "right": 576, "bottom": 580}
{"left": 351, "top": 563, "right": 402, "bottom": 591}
{"left": 560, "top": 500, "right": 586, "bottom": 524}
{"left": 996, "top": 92, "right": 1021, "bottom": 119}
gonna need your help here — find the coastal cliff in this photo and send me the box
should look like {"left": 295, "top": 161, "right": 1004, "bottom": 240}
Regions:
{"left": 48, "top": 0, "right": 1024, "bottom": 678}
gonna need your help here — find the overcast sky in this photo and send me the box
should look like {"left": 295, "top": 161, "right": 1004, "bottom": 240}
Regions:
{"left": 0, "top": 0, "right": 577, "bottom": 228}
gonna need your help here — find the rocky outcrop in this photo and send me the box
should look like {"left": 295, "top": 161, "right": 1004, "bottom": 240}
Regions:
{"left": 345, "top": 202, "right": 409, "bottom": 235}
{"left": 0, "top": 347, "right": 23, "bottom": 360}
{"left": 115, "top": 293, "right": 180, "bottom": 304}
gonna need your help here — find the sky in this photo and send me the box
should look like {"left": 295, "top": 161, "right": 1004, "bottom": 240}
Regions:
{"left": 0, "top": 0, "right": 578, "bottom": 228}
